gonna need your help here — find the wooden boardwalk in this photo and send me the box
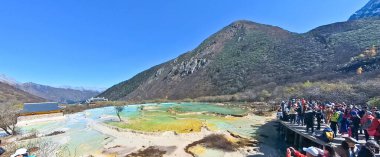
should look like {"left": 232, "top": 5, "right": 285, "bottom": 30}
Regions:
{"left": 278, "top": 120, "right": 380, "bottom": 156}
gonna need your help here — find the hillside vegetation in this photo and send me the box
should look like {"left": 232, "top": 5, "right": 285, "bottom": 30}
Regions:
{"left": 99, "top": 1, "right": 380, "bottom": 104}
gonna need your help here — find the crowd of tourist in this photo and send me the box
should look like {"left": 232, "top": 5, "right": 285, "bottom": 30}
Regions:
{"left": 279, "top": 98, "right": 380, "bottom": 157}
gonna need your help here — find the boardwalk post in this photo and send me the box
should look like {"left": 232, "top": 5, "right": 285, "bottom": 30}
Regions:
{"left": 298, "top": 135, "right": 303, "bottom": 149}
{"left": 281, "top": 125, "right": 285, "bottom": 138}
{"left": 294, "top": 133, "right": 298, "bottom": 147}
{"left": 284, "top": 128, "right": 288, "bottom": 142}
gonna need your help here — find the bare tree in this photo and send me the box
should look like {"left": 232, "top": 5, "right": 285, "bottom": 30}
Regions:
{"left": 114, "top": 106, "right": 125, "bottom": 122}
{"left": 0, "top": 101, "right": 19, "bottom": 135}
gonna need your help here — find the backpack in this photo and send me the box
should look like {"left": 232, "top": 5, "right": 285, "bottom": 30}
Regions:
{"left": 363, "top": 118, "right": 373, "bottom": 129}
{"left": 321, "top": 128, "right": 334, "bottom": 143}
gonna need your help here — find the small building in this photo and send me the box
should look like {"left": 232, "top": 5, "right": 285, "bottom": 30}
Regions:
{"left": 86, "top": 97, "right": 108, "bottom": 104}
{"left": 21, "top": 102, "right": 63, "bottom": 116}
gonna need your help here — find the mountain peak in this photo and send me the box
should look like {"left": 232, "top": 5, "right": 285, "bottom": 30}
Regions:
{"left": 0, "top": 74, "right": 19, "bottom": 85}
{"left": 349, "top": 0, "right": 380, "bottom": 20}
{"left": 230, "top": 20, "right": 257, "bottom": 25}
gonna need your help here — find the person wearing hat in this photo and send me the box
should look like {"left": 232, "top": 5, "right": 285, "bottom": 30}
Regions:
{"left": 345, "top": 137, "right": 359, "bottom": 157}
{"left": 10, "top": 148, "right": 36, "bottom": 157}
{"left": 286, "top": 146, "right": 319, "bottom": 157}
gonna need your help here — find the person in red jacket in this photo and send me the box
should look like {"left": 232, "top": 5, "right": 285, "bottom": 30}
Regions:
{"left": 286, "top": 147, "right": 319, "bottom": 157}
{"left": 367, "top": 111, "right": 380, "bottom": 140}
{"left": 361, "top": 111, "right": 375, "bottom": 141}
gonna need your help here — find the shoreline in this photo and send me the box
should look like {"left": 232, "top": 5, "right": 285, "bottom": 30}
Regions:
{"left": 17, "top": 113, "right": 66, "bottom": 127}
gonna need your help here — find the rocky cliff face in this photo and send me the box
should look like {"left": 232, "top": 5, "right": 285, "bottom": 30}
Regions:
{"left": 349, "top": 0, "right": 380, "bottom": 20}
{"left": 340, "top": 46, "right": 380, "bottom": 73}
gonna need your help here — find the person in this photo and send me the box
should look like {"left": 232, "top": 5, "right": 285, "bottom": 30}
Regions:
{"left": 10, "top": 148, "right": 36, "bottom": 157}
{"left": 336, "top": 141, "right": 350, "bottom": 157}
{"left": 361, "top": 111, "right": 374, "bottom": 141}
{"left": 277, "top": 108, "right": 283, "bottom": 120}
{"left": 330, "top": 109, "right": 341, "bottom": 137}
{"left": 315, "top": 146, "right": 336, "bottom": 157}
{"left": 340, "top": 106, "right": 351, "bottom": 135}
{"left": 367, "top": 111, "right": 380, "bottom": 141}
{"left": 286, "top": 147, "right": 319, "bottom": 157}
{"left": 289, "top": 105, "right": 297, "bottom": 124}
{"left": 282, "top": 101, "right": 289, "bottom": 121}
{"left": 315, "top": 107, "right": 323, "bottom": 130}
{"left": 325, "top": 105, "right": 333, "bottom": 124}
{"left": 372, "top": 107, "right": 378, "bottom": 113}
{"left": 344, "top": 137, "right": 359, "bottom": 157}
{"left": 358, "top": 140, "right": 380, "bottom": 157}
{"left": 358, "top": 106, "right": 367, "bottom": 134}
{"left": 350, "top": 111, "right": 361, "bottom": 141}
{"left": 323, "top": 146, "right": 336, "bottom": 157}
{"left": 340, "top": 116, "right": 350, "bottom": 136}
{"left": 284, "top": 104, "right": 290, "bottom": 121}
{"left": 297, "top": 103, "right": 304, "bottom": 126}
{"left": 304, "top": 107, "right": 315, "bottom": 134}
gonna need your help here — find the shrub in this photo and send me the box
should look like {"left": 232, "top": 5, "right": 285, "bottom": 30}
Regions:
{"left": 368, "top": 97, "right": 380, "bottom": 108}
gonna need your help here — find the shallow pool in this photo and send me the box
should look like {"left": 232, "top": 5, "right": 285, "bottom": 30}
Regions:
{"left": 19, "top": 102, "right": 264, "bottom": 156}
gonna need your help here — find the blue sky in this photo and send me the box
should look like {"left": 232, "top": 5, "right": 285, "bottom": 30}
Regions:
{"left": 0, "top": 0, "right": 369, "bottom": 90}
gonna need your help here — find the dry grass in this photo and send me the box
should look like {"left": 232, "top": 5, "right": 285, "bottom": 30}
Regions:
{"left": 44, "top": 131, "right": 65, "bottom": 137}
{"left": 125, "top": 146, "right": 166, "bottom": 157}
{"left": 185, "top": 134, "right": 238, "bottom": 157}
{"left": 19, "top": 129, "right": 39, "bottom": 141}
